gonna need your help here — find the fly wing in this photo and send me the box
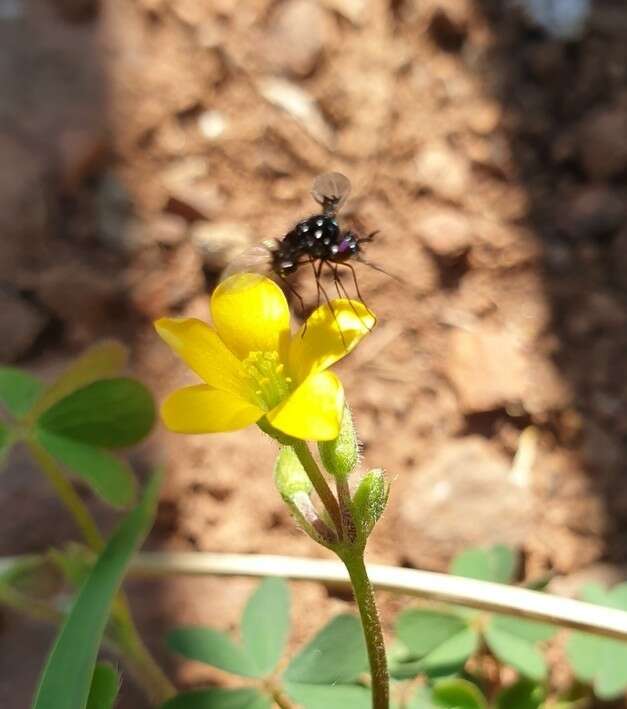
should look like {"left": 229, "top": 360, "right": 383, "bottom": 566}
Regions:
{"left": 220, "top": 241, "right": 276, "bottom": 281}
{"left": 311, "top": 172, "right": 351, "bottom": 213}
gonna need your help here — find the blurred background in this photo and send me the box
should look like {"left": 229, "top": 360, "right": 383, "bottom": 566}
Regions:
{"left": 1, "top": 0, "right": 626, "bottom": 705}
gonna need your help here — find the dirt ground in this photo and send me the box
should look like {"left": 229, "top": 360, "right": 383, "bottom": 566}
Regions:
{"left": 1, "top": 0, "right": 627, "bottom": 706}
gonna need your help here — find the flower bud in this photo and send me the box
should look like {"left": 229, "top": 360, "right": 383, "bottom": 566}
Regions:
{"left": 273, "top": 446, "right": 313, "bottom": 500}
{"left": 352, "top": 468, "right": 388, "bottom": 540}
{"left": 317, "top": 404, "right": 359, "bottom": 480}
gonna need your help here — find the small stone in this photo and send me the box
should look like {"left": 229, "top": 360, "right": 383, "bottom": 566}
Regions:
{"left": 467, "top": 100, "right": 502, "bottom": 135}
{"left": 397, "top": 437, "right": 534, "bottom": 568}
{"left": 577, "top": 107, "right": 627, "bottom": 180}
{"left": 266, "top": 0, "right": 328, "bottom": 77}
{"left": 0, "top": 291, "right": 47, "bottom": 362}
{"left": 414, "top": 142, "right": 470, "bottom": 203}
{"left": 558, "top": 187, "right": 624, "bottom": 241}
{"left": 444, "top": 326, "right": 528, "bottom": 412}
{"left": 161, "top": 158, "right": 224, "bottom": 220}
{"left": 191, "top": 221, "right": 254, "bottom": 272}
{"left": 152, "top": 214, "right": 188, "bottom": 246}
{"left": 417, "top": 207, "right": 472, "bottom": 257}
{"left": 198, "top": 110, "right": 227, "bottom": 141}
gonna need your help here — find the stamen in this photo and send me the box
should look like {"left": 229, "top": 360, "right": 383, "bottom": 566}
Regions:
{"left": 243, "top": 351, "right": 292, "bottom": 409}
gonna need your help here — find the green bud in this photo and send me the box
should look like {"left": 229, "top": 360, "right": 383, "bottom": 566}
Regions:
{"left": 352, "top": 468, "right": 389, "bottom": 539}
{"left": 273, "top": 446, "right": 313, "bottom": 500}
{"left": 318, "top": 404, "right": 359, "bottom": 480}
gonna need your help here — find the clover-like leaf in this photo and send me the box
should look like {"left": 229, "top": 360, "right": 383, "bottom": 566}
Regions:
{"left": 86, "top": 663, "right": 119, "bottom": 709}
{"left": 450, "top": 545, "right": 517, "bottom": 584}
{"left": 0, "top": 367, "right": 43, "bottom": 418}
{"left": 163, "top": 687, "right": 272, "bottom": 709}
{"left": 484, "top": 623, "right": 547, "bottom": 681}
{"left": 37, "top": 378, "right": 155, "bottom": 448}
{"left": 34, "top": 431, "right": 135, "bottom": 508}
{"left": 167, "top": 627, "right": 260, "bottom": 678}
{"left": 408, "top": 679, "right": 487, "bottom": 708}
{"left": 566, "top": 582, "right": 627, "bottom": 700}
{"left": 495, "top": 679, "right": 546, "bottom": 709}
{"left": 284, "top": 683, "right": 371, "bottom": 709}
{"left": 242, "top": 577, "right": 290, "bottom": 676}
{"left": 393, "top": 608, "right": 477, "bottom": 677}
{"left": 32, "top": 473, "right": 160, "bottom": 709}
{"left": 283, "top": 614, "right": 367, "bottom": 685}
{"left": 28, "top": 341, "right": 128, "bottom": 422}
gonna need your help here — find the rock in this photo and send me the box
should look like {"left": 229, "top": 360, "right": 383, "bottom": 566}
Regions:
{"left": 577, "top": 107, "right": 627, "bottom": 180}
{"left": 467, "top": 99, "right": 502, "bottom": 135}
{"left": 36, "top": 267, "right": 124, "bottom": 341}
{"left": 427, "top": 3, "right": 469, "bottom": 52}
{"left": 265, "top": 0, "right": 328, "bottom": 77}
{"left": 417, "top": 207, "right": 472, "bottom": 257}
{"left": 444, "top": 326, "right": 528, "bottom": 412}
{"left": 161, "top": 157, "right": 225, "bottom": 220}
{"left": 257, "top": 77, "right": 334, "bottom": 148}
{"left": 414, "top": 142, "right": 470, "bottom": 203}
{"left": 191, "top": 221, "right": 254, "bottom": 272}
{"left": 558, "top": 187, "right": 624, "bottom": 241}
{"left": 397, "top": 437, "right": 534, "bottom": 568}
{"left": 198, "top": 110, "right": 227, "bottom": 141}
{"left": 152, "top": 214, "right": 188, "bottom": 247}
{"left": 0, "top": 291, "right": 47, "bottom": 362}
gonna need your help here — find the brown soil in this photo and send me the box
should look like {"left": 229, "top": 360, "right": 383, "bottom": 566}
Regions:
{"left": 1, "top": 0, "right": 627, "bottom": 706}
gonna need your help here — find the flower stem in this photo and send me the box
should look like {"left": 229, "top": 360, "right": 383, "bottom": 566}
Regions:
{"left": 290, "top": 440, "right": 343, "bottom": 536}
{"left": 26, "top": 439, "right": 175, "bottom": 704}
{"left": 342, "top": 553, "right": 389, "bottom": 709}
{"left": 28, "top": 441, "right": 104, "bottom": 551}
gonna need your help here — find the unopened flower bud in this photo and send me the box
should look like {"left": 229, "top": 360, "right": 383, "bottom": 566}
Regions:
{"left": 352, "top": 468, "right": 388, "bottom": 540}
{"left": 273, "top": 446, "right": 313, "bottom": 500}
{"left": 318, "top": 404, "right": 359, "bottom": 480}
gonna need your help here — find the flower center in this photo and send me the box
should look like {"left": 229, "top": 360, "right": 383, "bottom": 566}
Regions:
{"left": 243, "top": 351, "right": 292, "bottom": 410}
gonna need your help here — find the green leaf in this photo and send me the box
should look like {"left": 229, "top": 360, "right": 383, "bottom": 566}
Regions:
{"left": 242, "top": 577, "right": 290, "bottom": 676}
{"left": 32, "top": 473, "right": 161, "bottom": 709}
{"left": 450, "top": 546, "right": 517, "bottom": 584}
{"left": 396, "top": 609, "right": 468, "bottom": 657}
{"left": 408, "top": 680, "right": 488, "bottom": 709}
{"left": 86, "top": 664, "right": 119, "bottom": 709}
{"left": 284, "top": 683, "right": 372, "bottom": 709}
{"left": 34, "top": 431, "right": 135, "bottom": 508}
{"left": 421, "top": 627, "right": 479, "bottom": 672}
{"left": 37, "top": 378, "right": 155, "bottom": 448}
{"left": 495, "top": 679, "right": 546, "bottom": 709}
{"left": 565, "top": 583, "right": 627, "bottom": 700}
{"left": 484, "top": 624, "right": 546, "bottom": 680}
{"left": 0, "top": 421, "right": 10, "bottom": 466}
{"left": 162, "top": 688, "right": 272, "bottom": 709}
{"left": 490, "top": 615, "right": 555, "bottom": 643}
{"left": 0, "top": 367, "right": 43, "bottom": 418}
{"left": 167, "top": 627, "right": 260, "bottom": 678}
{"left": 283, "top": 614, "right": 367, "bottom": 684}
{"left": 28, "top": 341, "right": 128, "bottom": 422}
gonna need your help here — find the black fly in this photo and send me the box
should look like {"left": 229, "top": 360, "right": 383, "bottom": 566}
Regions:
{"left": 223, "top": 172, "right": 378, "bottom": 325}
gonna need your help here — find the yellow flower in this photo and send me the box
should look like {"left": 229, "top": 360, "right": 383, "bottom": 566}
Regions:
{"left": 155, "top": 273, "right": 375, "bottom": 441}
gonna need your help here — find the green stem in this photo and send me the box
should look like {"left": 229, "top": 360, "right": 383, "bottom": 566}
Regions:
{"left": 28, "top": 441, "right": 104, "bottom": 551}
{"left": 342, "top": 553, "right": 389, "bottom": 709}
{"left": 290, "top": 440, "right": 343, "bottom": 537}
{"left": 336, "top": 477, "right": 357, "bottom": 543}
{"left": 26, "top": 439, "right": 175, "bottom": 704}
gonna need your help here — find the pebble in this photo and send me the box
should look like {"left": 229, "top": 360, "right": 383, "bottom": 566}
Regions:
{"left": 417, "top": 207, "right": 472, "bottom": 257}
{"left": 397, "top": 437, "right": 534, "bottom": 569}
{"left": 198, "top": 110, "right": 227, "bottom": 141}
{"left": 0, "top": 291, "right": 47, "bottom": 362}
{"left": 414, "top": 142, "right": 470, "bottom": 203}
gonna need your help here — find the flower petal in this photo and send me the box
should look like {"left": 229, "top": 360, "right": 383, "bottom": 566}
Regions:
{"left": 211, "top": 273, "right": 290, "bottom": 359}
{"left": 289, "top": 299, "right": 375, "bottom": 382}
{"left": 155, "top": 318, "right": 250, "bottom": 399}
{"left": 161, "top": 385, "right": 264, "bottom": 434}
{"left": 266, "top": 371, "right": 344, "bottom": 441}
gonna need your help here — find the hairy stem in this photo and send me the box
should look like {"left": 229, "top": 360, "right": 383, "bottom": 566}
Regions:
{"left": 290, "top": 440, "right": 343, "bottom": 537}
{"left": 342, "top": 553, "right": 389, "bottom": 709}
